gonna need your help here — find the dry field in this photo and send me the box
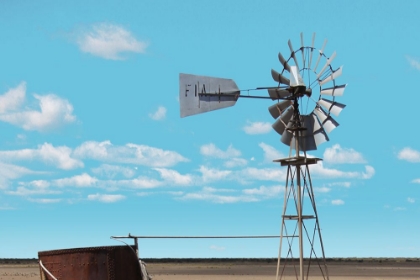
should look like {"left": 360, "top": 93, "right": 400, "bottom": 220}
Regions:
{"left": 1, "top": 259, "right": 419, "bottom": 280}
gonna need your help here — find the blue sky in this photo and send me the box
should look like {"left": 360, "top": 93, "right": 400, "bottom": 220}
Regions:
{"left": 1, "top": 0, "right": 420, "bottom": 259}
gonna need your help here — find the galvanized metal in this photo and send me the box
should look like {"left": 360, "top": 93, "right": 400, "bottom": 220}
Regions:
{"left": 38, "top": 245, "right": 142, "bottom": 280}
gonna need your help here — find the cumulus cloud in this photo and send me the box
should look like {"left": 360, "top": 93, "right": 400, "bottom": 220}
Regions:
{"left": 242, "top": 185, "right": 283, "bottom": 198}
{"left": 310, "top": 162, "right": 375, "bottom": 179}
{"left": 178, "top": 187, "right": 258, "bottom": 204}
{"left": 200, "top": 143, "right": 241, "bottom": 159}
{"left": 87, "top": 193, "right": 125, "bottom": 203}
{"left": 0, "top": 162, "right": 40, "bottom": 190}
{"left": 411, "top": 179, "right": 420, "bottom": 184}
{"left": 149, "top": 106, "right": 166, "bottom": 120}
{"left": 28, "top": 198, "right": 61, "bottom": 204}
{"left": 198, "top": 166, "right": 231, "bottom": 182}
{"left": 331, "top": 199, "right": 344, "bottom": 205}
{"left": 323, "top": 144, "right": 366, "bottom": 164}
{"left": 243, "top": 121, "right": 272, "bottom": 135}
{"left": 154, "top": 168, "right": 193, "bottom": 186}
{"left": 0, "top": 143, "right": 83, "bottom": 170}
{"left": 224, "top": 158, "right": 247, "bottom": 168}
{"left": 407, "top": 197, "right": 415, "bottom": 203}
{"left": 74, "top": 141, "right": 188, "bottom": 167}
{"left": 406, "top": 55, "right": 420, "bottom": 70}
{"left": 54, "top": 173, "right": 98, "bottom": 188}
{"left": 0, "top": 83, "right": 76, "bottom": 131}
{"left": 91, "top": 164, "right": 136, "bottom": 179}
{"left": 75, "top": 23, "right": 148, "bottom": 60}
{"left": 398, "top": 147, "right": 420, "bottom": 162}
{"left": 0, "top": 82, "right": 26, "bottom": 113}
{"left": 239, "top": 167, "right": 286, "bottom": 182}
{"left": 259, "top": 142, "right": 284, "bottom": 162}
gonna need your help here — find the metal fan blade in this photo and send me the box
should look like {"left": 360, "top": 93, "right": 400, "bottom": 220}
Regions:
{"left": 317, "top": 99, "right": 346, "bottom": 116}
{"left": 281, "top": 130, "right": 294, "bottom": 147}
{"left": 320, "top": 84, "right": 347, "bottom": 96}
{"left": 271, "top": 69, "right": 290, "bottom": 85}
{"left": 278, "top": 52, "right": 291, "bottom": 72}
{"left": 319, "top": 66, "right": 343, "bottom": 86}
{"left": 288, "top": 39, "right": 300, "bottom": 70}
{"left": 272, "top": 107, "right": 294, "bottom": 135}
{"left": 313, "top": 39, "right": 327, "bottom": 73}
{"left": 179, "top": 73, "right": 239, "bottom": 118}
{"left": 268, "top": 88, "right": 291, "bottom": 100}
{"left": 300, "top": 33, "right": 305, "bottom": 70}
{"left": 314, "top": 107, "right": 339, "bottom": 134}
{"left": 268, "top": 100, "right": 293, "bottom": 119}
{"left": 290, "top": 66, "right": 305, "bottom": 87}
{"left": 298, "top": 115, "right": 317, "bottom": 151}
{"left": 312, "top": 113, "right": 330, "bottom": 147}
{"left": 308, "top": 33, "right": 316, "bottom": 70}
{"left": 317, "top": 51, "right": 336, "bottom": 79}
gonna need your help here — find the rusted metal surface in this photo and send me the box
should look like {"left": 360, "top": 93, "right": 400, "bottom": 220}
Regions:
{"left": 38, "top": 245, "right": 142, "bottom": 280}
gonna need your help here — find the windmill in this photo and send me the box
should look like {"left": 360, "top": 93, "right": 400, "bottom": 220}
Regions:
{"left": 179, "top": 32, "right": 346, "bottom": 280}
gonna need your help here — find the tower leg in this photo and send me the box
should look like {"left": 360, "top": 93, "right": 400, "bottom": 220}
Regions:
{"left": 276, "top": 162, "right": 329, "bottom": 280}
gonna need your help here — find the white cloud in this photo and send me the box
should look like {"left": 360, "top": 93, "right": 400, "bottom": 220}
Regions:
{"left": 323, "top": 144, "right": 366, "bottom": 164}
{"left": 242, "top": 185, "right": 283, "bottom": 198}
{"left": 239, "top": 167, "right": 286, "bottom": 182}
{"left": 198, "top": 166, "right": 231, "bottom": 182}
{"left": 87, "top": 193, "right": 125, "bottom": 203}
{"left": 243, "top": 121, "right": 272, "bottom": 135}
{"left": 0, "top": 143, "right": 83, "bottom": 170}
{"left": 406, "top": 55, "right": 420, "bottom": 70}
{"left": 91, "top": 164, "right": 136, "bottom": 179}
{"left": 224, "top": 158, "right": 247, "bottom": 168}
{"left": 407, "top": 197, "right": 415, "bottom": 203}
{"left": 315, "top": 187, "right": 331, "bottom": 193}
{"left": 200, "top": 143, "right": 241, "bottom": 159}
{"left": 74, "top": 141, "right": 189, "bottom": 167}
{"left": 210, "top": 245, "right": 225, "bottom": 251}
{"left": 154, "top": 168, "right": 193, "bottom": 186}
{"left": 0, "top": 82, "right": 26, "bottom": 113}
{"left": 259, "top": 142, "right": 284, "bottom": 162}
{"left": 411, "top": 179, "right": 420, "bottom": 184}
{"left": 0, "top": 162, "right": 39, "bottom": 190}
{"left": 394, "top": 207, "right": 406, "bottom": 211}
{"left": 310, "top": 162, "right": 375, "bottom": 179}
{"left": 179, "top": 188, "right": 258, "bottom": 204}
{"left": 54, "top": 173, "right": 98, "bottom": 188}
{"left": 75, "top": 23, "right": 148, "bottom": 60}
{"left": 6, "top": 185, "right": 59, "bottom": 196}
{"left": 149, "top": 106, "right": 166, "bottom": 121}
{"left": 28, "top": 198, "right": 61, "bottom": 204}
{"left": 398, "top": 147, "right": 420, "bottom": 162}
{"left": 0, "top": 83, "right": 76, "bottom": 131}
{"left": 331, "top": 199, "right": 344, "bottom": 205}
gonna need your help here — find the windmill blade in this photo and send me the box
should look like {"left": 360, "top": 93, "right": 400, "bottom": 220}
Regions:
{"left": 290, "top": 66, "right": 305, "bottom": 87}
{"left": 268, "top": 100, "right": 293, "bottom": 119}
{"left": 272, "top": 107, "right": 294, "bottom": 135}
{"left": 314, "top": 107, "right": 339, "bottom": 133}
{"left": 271, "top": 69, "right": 290, "bottom": 85}
{"left": 268, "top": 88, "right": 291, "bottom": 100}
{"left": 278, "top": 52, "right": 291, "bottom": 72}
{"left": 179, "top": 73, "right": 239, "bottom": 118}
{"left": 319, "top": 66, "right": 343, "bottom": 86}
{"left": 300, "top": 33, "right": 305, "bottom": 70}
{"left": 308, "top": 33, "right": 316, "bottom": 70}
{"left": 317, "top": 99, "right": 346, "bottom": 116}
{"left": 281, "top": 129, "right": 294, "bottom": 148}
{"left": 313, "top": 39, "right": 327, "bottom": 73}
{"left": 298, "top": 115, "right": 317, "bottom": 151}
{"left": 312, "top": 113, "right": 330, "bottom": 146}
{"left": 316, "top": 51, "right": 336, "bottom": 79}
{"left": 320, "top": 84, "right": 347, "bottom": 96}
{"left": 288, "top": 39, "right": 300, "bottom": 70}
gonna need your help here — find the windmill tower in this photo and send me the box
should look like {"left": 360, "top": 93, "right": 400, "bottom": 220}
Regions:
{"left": 179, "top": 32, "right": 347, "bottom": 280}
